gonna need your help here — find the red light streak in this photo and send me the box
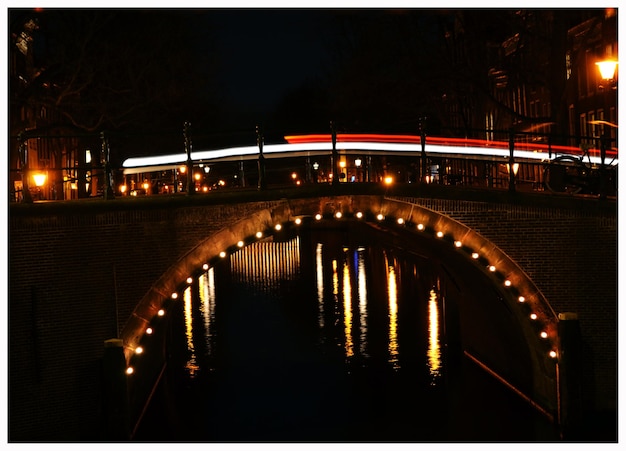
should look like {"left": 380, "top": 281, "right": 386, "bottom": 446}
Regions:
{"left": 284, "top": 133, "right": 617, "bottom": 160}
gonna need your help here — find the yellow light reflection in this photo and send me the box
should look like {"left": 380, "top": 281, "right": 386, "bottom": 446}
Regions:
{"left": 199, "top": 268, "right": 216, "bottom": 353}
{"left": 184, "top": 286, "right": 199, "bottom": 377}
{"left": 387, "top": 265, "right": 399, "bottom": 369}
{"left": 343, "top": 258, "right": 354, "bottom": 358}
{"left": 316, "top": 243, "right": 324, "bottom": 328}
{"left": 230, "top": 237, "right": 300, "bottom": 291}
{"left": 357, "top": 249, "right": 368, "bottom": 357}
{"left": 427, "top": 289, "right": 442, "bottom": 382}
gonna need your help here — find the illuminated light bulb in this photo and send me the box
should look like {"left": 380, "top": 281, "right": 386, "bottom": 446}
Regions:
{"left": 219, "top": 251, "right": 227, "bottom": 258}
{"left": 186, "top": 277, "right": 193, "bottom": 284}
{"left": 145, "top": 327, "right": 153, "bottom": 335}
{"left": 530, "top": 313, "right": 537, "bottom": 320}
{"left": 377, "top": 214, "right": 384, "bottom": 221}
{"left": 315, "top": 214, "right": 322, "bottom": 220}
{"left": 436, "top": 231, "right": 444, "bottom": 238}
{"left": 126, "top": 367, "right": 134, "bottom": 375}
{"left": 518, "top": 296, "right": 526, "bottom": 303}
{"left": 157, "top": 309, "right": 165, "bottom": 317}
{"left": 397, "top": 218, "right": 404, "bottom": 225}
{"left": 488, "top": 265, "right": 496, "bottom": 272}
{"left": 549, "top": 350, "right": 558, "bottom": 359}
{"left": 540, "top": 331, "right": 548, "bottom": 339}
{"left": 356, "top": 212, "right": 363, "bottom": 219}
{"left": 471, "top": 252, "right": 479, "bottom": 259}
{"left": 203, "top": 263, "right": 209, "bottom": 270}
{"left": 135, "top": 346, "right": 144, "bottom": 355}
{"left": 504, "top": 280, "right": 512, "bottom": 287}
{"left": 256, "top": 231, "right": 263, "bottom": 238}
{"left": 237, "top": 240, "right": 244, "bottom": 247}
{"left": 454, "top": 241, "right": 462, "bottom": 248}
{"left": 275, "top": 224, "right": 282, "bottom": 231}
{"left": 171, "top": 292, "right": 179, "bottom": 299}
{"left": 417, "top": 223, "right": 425, "bottom": 231}
{"left": 295, "top": 218, "right": 302, "bottom": 225}
{"left": 335, "top": 212, "right": 342, "bottom": 219}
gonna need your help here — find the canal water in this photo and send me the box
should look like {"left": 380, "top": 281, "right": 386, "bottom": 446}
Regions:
{"left": 134, "top": 225, "right": 560, "bottom": 442}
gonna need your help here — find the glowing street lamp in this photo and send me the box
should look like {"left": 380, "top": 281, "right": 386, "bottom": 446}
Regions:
{"left": 33, "top": 172, "right": 46, "bottom": 187}
{"left": 596, "top": 60, "right": 618, "bottom": 84}
{"left": 595, "top": 58, "right": 618, "bottom": 199}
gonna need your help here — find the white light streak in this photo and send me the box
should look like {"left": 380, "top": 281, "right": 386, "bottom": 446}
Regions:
{"left": 122, "top": 140, "right": 617, "bottom": 174}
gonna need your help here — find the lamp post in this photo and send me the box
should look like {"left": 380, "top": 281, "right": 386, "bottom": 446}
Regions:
{"left": 100, "top": 131, "right": 115, "bottom": 200}
{"left": 419, "top": 117, "right": 427, "bottom": 183}
{"left": 18, "top": 132, "right": 33, "bottom": 203}
{"left": 355, "top": 157, "right": 362, "bottom": 182}
{"left": 256, "top": 125, "right": 267, "bottom": 190}
{"left": 595, "top": 59, "right": 618, "bottom": 199}
{"left": 33, "top": 171, "right": 46, "bottom": 200}
{"left": 184, "top": 121, "right": 195, "bottom": 195}
{"left": 508, "top": 128, "right": 517, "bottom": 193}
{"left": 330, "top": 121, "right": 339, "bottom": 187}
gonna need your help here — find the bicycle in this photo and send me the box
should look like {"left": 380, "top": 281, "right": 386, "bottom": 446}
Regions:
{"left": 543, "top": 140, "right": 617, "bottom": 196}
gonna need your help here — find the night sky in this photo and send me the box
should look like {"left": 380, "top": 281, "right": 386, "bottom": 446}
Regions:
{"left": 9, "top": 5, "right": 594, "bottom": 157}
{"left": 207, "top": 9, "right": 334, "bottom": 114}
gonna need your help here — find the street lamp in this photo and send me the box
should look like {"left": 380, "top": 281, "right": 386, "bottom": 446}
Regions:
{"left": 355, "top": 158, "right": 362, "bottom": 182}
{"left": 595, "top": 58, "right": 618, "bottom": 199}
{"left": 595, "top": 60, "right": 618, "bottom": 85}
{"left": 33, "top": 172, "right": 46, "bottom": 187}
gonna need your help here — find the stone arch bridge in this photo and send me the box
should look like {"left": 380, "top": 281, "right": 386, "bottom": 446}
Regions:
{"left": 8, "top": 184, "right": 616, "bottom": 441}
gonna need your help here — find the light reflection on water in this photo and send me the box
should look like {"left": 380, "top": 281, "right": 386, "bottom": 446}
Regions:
{"left": 428, "top": 288, "right": 442, "bottom": 382}
{"left": 183, "top": 286, "right": 199, "bottom": 377}
{"left": 199, "top": 269, "right": 216, "bottom": 355}
{"left": 138, "top": 231, "right": 560, "bottom": 442}
{"left": 316, "top": 243, "right": 324, "bottom": 329}
{"left": 342, "top": 253, "right": 354, "bottom": 358}
{"left": 386, "top": 263, "right": 400, "bottom": 369}
{"left": 182, "top": 236, "right": 443, "bottom": 376}
{"left": 357, "top": 248, "right": 368, "bottom": 358}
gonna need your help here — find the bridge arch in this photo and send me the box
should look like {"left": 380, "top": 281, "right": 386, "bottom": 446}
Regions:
{"left": 121, "top": 195, "right": 559, "bottom": 420}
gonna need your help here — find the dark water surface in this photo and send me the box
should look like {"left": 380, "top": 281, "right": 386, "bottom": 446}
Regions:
{"left": 134, "top": 227, "right": 560, "bottom": 442}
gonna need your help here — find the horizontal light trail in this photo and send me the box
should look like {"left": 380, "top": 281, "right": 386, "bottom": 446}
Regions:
{"left": 122, "top": 134, "right": 618, "bottom": 174}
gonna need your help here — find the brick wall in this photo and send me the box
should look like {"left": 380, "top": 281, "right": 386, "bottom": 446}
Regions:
{"left": 396, "top": 196, "right": 617, "bottom": 415}
{"left": 8, "top": 200, "right": 281, "bottom": 440}
{"left": 8, "top": 194, "right": 616, "bottom": 440}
